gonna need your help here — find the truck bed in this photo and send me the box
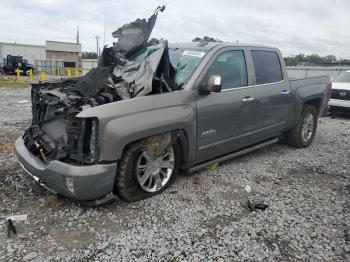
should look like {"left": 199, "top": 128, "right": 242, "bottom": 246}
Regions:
{"left": 289, "top": 75, "right": 330, "bottom": 89}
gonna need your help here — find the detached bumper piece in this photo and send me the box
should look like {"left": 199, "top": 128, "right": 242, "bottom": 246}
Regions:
{"left": 15, "top": 137, "right": 118, "bottom": 203}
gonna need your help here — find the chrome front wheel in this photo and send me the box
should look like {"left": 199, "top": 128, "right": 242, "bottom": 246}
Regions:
{"left": 136, "top": 147, "right": 175, "bottom": 193}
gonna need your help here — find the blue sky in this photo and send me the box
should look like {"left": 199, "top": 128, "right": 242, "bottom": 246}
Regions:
{"left": 1, "top": 0, "right": 350, "bottom": 58}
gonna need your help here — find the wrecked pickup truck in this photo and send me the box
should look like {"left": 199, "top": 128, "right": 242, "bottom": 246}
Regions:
{"left": 15, "top": 7, "right": 331, "bottom": 205}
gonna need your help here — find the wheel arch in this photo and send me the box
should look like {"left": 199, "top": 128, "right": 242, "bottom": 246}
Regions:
{"left": 304, "top": 98, "right": 322, "bottom": 114}
{"left": 119, "top": 129, "right": 191, "bottom": 169}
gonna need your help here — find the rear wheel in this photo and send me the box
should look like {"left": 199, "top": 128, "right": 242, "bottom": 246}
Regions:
{"left": 115, "top": 137, "right": 181, "bottom": 202}
{"left": 286, "top": 105, "right": 318, "bottom": 148}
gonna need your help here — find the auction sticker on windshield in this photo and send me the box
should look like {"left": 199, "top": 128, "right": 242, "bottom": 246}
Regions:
{"left": 182, "top": 50, "right": 206, "bottom": 58}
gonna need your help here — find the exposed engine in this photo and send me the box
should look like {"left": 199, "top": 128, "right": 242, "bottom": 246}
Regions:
{"left": 23, "top": 6, "right": 178, "bottom": 165}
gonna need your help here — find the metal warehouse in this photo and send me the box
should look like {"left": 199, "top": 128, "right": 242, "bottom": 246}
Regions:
{"left": 0, "top": 41, "right": 82, "bottom": 74}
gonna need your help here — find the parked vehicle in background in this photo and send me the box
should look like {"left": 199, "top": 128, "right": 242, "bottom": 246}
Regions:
{"left": 3, "top": 55, "right": 36, "bottom": 76}
{"left": 296, "top": 62, "right": 316, "bottom": 67}
{"left": 329, "top": 70, "right": 350, "bottom": 112}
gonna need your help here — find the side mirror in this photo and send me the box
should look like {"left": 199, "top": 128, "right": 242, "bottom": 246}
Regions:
{"left": 200, "top": 75, "right": 221, "bottom": 94}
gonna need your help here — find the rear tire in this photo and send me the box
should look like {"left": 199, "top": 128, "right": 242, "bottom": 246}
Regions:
{"left": 286, "top": 105, "right": 318, "bottom": 148}
{"left": 115, "top": 138, "right": 181, "bottom": 202}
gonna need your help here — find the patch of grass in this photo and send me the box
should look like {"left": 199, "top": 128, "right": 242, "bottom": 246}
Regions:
{"left": 0, "top": 80, "right": 29, "bottom": 88}
{"left": 45, "top": 195, "right": 64, "bottom": 208}
{"left": 191, "top": 174, "right": 201, "bottom": 185}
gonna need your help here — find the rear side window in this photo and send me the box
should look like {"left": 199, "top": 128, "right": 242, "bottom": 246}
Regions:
{"left": 251, "top": 51, "right": 283, "bottom": 85}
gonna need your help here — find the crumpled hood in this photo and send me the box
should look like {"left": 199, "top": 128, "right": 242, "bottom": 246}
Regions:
{"left": 113, "top": 41, "right": 176, "bottom": 98}
{"left": 112, "top": 5, "right": 165, "bottom": 59}
{"left": 70, "top": 5, "right": 176, "bottom": 100}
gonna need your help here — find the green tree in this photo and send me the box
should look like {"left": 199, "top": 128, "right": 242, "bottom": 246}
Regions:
{"left": 192, "top": 36, "right": 223, "bottom": 43}
{"left": 325, "top": 55, "right": 336, "bottom": 63}
{"left": 308, "top": 54, "right": 322, "bottom": 64}
{"left": 147, "top": 38, "right": 160, "bottom": 46}
{"left": 82, "top": 52, "right": 97, "bottom": 59}
{"left": 284, "top": 53, "right": 343, "bottom": 66}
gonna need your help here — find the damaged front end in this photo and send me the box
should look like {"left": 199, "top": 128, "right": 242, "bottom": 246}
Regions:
{"left": 23, "top": 89, "right": 100, "bottom": 165}
{"left": 22, "top": 6, "right": 178, "bottom": 165}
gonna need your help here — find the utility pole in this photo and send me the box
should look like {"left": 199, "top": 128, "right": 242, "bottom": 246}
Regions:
{"left": 103, "top": 21, "right": 106, "bottom": 47}
{"left": 95, "top": 35, "right": 100, "bottom": 57}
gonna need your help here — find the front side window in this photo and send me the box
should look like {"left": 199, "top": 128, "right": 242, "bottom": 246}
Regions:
{"left": 205, "top": 50, "right": 248, "bottom": 90}
{"left": 251, "top": 50, "right": 283, "bottom": 85}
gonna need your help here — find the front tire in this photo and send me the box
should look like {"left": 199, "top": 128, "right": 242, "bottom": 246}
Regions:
{"left": 286, "top": 105, "right": 318, "bottom": 148}
{"left": 115, "top": 138, "right": 181, "bottom": 202}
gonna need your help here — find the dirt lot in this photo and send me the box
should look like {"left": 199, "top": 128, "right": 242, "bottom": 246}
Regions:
{"left": 0, "top": 87, "right": 349, "bottom": 261}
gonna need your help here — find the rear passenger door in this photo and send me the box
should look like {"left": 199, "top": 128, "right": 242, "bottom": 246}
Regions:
{"left": 195, "top": 49, "right": 256, "bottom": 162}
{"left": 249, "top": 50, "right": 291, "bottom": 142}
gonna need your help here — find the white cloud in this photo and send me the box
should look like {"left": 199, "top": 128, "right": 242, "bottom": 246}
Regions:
{"left": 0, "top": 0, "right": 349, "bottom": 57}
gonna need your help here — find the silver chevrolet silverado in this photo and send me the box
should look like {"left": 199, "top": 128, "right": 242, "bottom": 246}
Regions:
{"left": 15, "top": 9, "right": 331, "bottom": 205}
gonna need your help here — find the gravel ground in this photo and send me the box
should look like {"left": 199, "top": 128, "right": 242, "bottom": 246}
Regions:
{"left": 0, "top": 87, "right": 349, "bottom": 261}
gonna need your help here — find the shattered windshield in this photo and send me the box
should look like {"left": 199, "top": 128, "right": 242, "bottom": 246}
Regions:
{"left": 131, "top": 47, "right": 207, "bottom": 87}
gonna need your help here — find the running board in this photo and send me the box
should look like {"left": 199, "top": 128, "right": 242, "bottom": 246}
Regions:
{"left": 188, "top": 138, "right": 279, "bottom": 173}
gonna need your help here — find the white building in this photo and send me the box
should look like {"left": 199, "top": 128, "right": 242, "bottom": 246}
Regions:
{"left": 0, "top": 42, "right": 46, "bottom": 65}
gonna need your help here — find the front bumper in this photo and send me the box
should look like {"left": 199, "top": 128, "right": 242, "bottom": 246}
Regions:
{"left": 15, "top": 137, "right": 118, "bottom": 201}
{"left": 329, "top": 99, "right": 350, "bottom": 109}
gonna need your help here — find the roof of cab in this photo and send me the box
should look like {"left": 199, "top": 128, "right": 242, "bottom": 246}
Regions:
{"left": 169, "top": 42, "right": 275, "bottom": 51}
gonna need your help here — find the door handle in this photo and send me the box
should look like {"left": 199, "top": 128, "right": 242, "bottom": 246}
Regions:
{"left": 281, "top": 90, "right": 290, "bottom": 95}
{"left": 242, "top": 97, "right": 255, "bottom": 102}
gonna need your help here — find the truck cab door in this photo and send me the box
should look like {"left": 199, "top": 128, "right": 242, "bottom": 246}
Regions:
{"left": 249, "top": 49, "right": 291, "bottom": 142}
{"left": 194, "top": 49, "right": 256, "bottom": 163}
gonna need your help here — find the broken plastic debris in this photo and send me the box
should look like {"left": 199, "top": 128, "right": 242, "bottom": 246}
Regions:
{"left": 0, "top": 214, "right": 27, "bottom": 238}
{"left": 247, "top": 200, "right": 269, "bottom": 211}
{"left": 18, "top": 100, "right": 29, "bottom": 104}
{"left": 7, "top": 219, "right": 17, "bottom": 237}
{"left": 244, "top": 185, "right": 252, "bottom": 193}
{"left": 7, "top": 214, "right": 28, "bottom": 221}
{"left": 0, "top": 214, "right": 28, "bottom": 222}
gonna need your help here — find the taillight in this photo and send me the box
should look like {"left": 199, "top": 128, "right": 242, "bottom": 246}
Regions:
{"left": 327, "top": 82, "right": 332, "bottom": 98}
